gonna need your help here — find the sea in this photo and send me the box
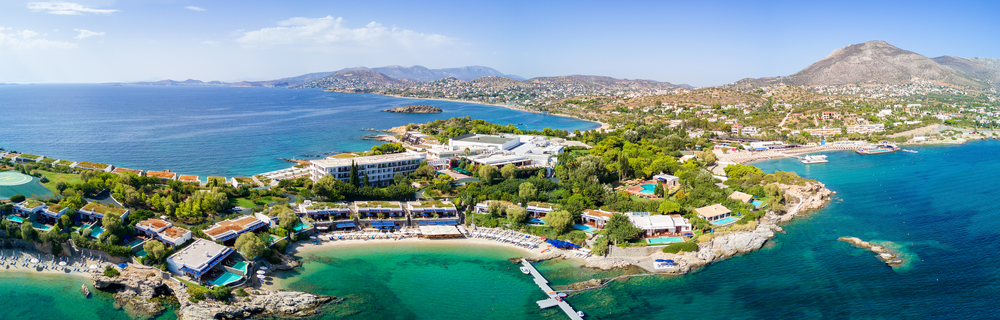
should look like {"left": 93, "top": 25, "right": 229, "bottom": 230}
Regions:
{"left": 4, "top": 84, "right": 1000, "bottom": 319}
{"left": 0, "top": 84, "right": 598, "bottom": 178}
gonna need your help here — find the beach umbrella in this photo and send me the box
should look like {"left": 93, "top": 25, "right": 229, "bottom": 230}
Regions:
{"left": 59, "top": 261, "right": 67, "bottom": 266}
{"left": 259, "top": 266, "right": 267, "bottom": 270}
{"left": 310, "top": 236, "right": 317, "bottom": 239}
{"left": 30, "top": 258, "right": 39, "bottom": 263}
{"left": 90, "top": 264, "right": 98, "bottom": 269}
{"left": 256, "top": 270, "right": 266, "bottom": 275}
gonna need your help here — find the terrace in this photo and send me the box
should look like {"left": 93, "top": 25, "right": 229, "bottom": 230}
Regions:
{"left": 112, "top": 168, "right": 144, "bottom": 175}
{"left": 231, "top": 177, "right": 256, "bottom": 188}
{"left": 581, "top": 209, "right": 616, "bottom": 229}
{"left": 39, "top": 158, "right": 57, "bottom": 164}
{"left": 147, "top": 170, "right": 178, "bottom": 180}
{"left": 55, "top": 159, "right": 75, "bottom": 166}
{"left": 18, "top": 154, "right": 42, "bottom": 160}
{"left": 75, "top": 161, "right": 111, "bottom": 171}
{"left": 167, "top": 239, "right": 235, "bottom": 281}
{"left": 79, "top": 202, "right": 129, "bottom": 222}
{"left": 473, "top": 200, "right": 517, "bottom": 214}
{"left": 298, "top": 201, "right": 352, "bottom": 222}
{"left": 41, "top": 204, "right": 67, "bottom": 219}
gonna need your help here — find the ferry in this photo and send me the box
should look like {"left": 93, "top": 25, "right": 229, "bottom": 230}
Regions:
{"left": 800, "top": 154, "right": 828, "bottom": 164}
{"left": 856, "top": 142, "right": 900, "bottom": 155}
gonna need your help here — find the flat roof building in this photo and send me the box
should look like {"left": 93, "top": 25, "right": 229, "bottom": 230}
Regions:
{"left": 581, "top": 209, "right": 616, "bottom": 229}
{"left": 310, "top": 152, "right": 425, "bottom": 187}
{"left": 729, "top": 191, "right": 753, "bottom": 203}
{"left": 627, "top": 213, "right": 692, "bottom": 237}
{"left": 448, "top": 133, "right": 521, "bottom": 151}
{"left": 695, "top": 204, "right": 732, "bottom": 222}
{"left": 203, "top": 215, "right": 266, "bottom": 242}
{"left": 79, "top": 202, "right": 130, "bottom": 222}
{"left": 166, "top": 238, "right": 234, "bottom": 278}
{"left": 147, "top": 170, "right": 178, "bottom": 181}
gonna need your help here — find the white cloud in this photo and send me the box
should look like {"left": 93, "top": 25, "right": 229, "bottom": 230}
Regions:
{"left": 235, "top": 16, "right": 455, "bottom": 51}
{"left": 0, "top": 27, "right": 77, "bottom": 49}
{"left": 185, "top": 6, "right": 205, "bottom": 12}
{"left": 74, "top": 29, "right": 104, "bottom": 39}
{"left": 27, "top": 2, "right": 118, "bottom": 15}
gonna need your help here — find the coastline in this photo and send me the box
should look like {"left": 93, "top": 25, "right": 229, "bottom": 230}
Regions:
{"left": 378, "top": 93, "right": 611, "bottom": 132}
{"left": 286, "top": 236, "right": 553, "bottom": 258}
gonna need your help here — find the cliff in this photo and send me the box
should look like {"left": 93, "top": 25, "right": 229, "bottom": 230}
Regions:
{"left": 382, "top": 105, "right": 443, "bottom": 113}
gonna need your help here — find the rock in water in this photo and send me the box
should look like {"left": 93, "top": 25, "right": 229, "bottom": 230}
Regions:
{"left": 382, "top": 105, "right": 443, "bottom": 113}
{"left": 838, "top": 236, "right": 904, "bottom": 267}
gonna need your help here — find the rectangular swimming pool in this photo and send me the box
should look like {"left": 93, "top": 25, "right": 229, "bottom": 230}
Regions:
{"left": 232, "top": 261, "right": 248, "bottom": 273}
{"left": 90, "top": 226, "right": 105, "bottom": 238}
{"left": 528, "top": 218, "right": 545, "bottom": 224}
{"left": 573, "top": 224, "right": 598, "bottom": 232}
{"left": 209, "top": 272, "right": 242, "bottom": 286}
{"left": 647, "top": 237, "right": 685, "bottom": 244}
{"left": 711, "top": 217, "right": 740, "bottom": 225}
{"left": 293, "top": 223, "right": 311, "bottom": 232}
{"left": 6, "top": 215, "right": 24, "bottom": 223}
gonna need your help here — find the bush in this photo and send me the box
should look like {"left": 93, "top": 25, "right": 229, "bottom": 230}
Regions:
{"left": 235, "top": 288, "right": 248, "bottom": 297}
{"left": 103, "top": 265, "right": 120, "bottom": 277}
{"left": 9, "top": 194, "right": 25, "bottom": 203}
{"left": 662, "top": 242, "right": 698, "bottom": 254}
{"left": 187, "top": 286, "right": 208, "bottom": 302}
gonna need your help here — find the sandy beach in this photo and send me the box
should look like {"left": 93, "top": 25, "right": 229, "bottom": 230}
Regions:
{"left": 287, "top": 235, "right": 553, "bottom": 259}
{"left": 0, "top": 248, "right": 106, "bottom": 280}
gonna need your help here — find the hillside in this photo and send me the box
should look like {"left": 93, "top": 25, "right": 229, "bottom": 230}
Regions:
{"left": 304, "top": 70, "right": 414, "bottom": 91}
{"left": 627, "top": 88, "right": 767, "bottom": 107}
{"left": 933, "top": 56, "right": 1000, "bottom": 83}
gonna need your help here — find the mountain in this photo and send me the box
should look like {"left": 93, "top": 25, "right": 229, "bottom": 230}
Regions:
{"left": 298, "top": 69, "right": 414, "bottom": 91}
{"left": 361, "top": 65, "right": 524, "bottom": 81}
{"left": 726, "top": 40, "right": 990, "bottom": 90}
{"left": 933, "top": 56, "right": 1000, "bottom": 83}
{"left": 528, "top": 75, "right": 680, "bottom": 91}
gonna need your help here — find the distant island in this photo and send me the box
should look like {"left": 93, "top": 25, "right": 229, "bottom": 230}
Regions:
{"left": 383, "top": 105, "right": 443, "bottom": 113}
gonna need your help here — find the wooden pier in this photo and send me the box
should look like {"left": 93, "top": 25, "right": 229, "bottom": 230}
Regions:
{"left": 521, "top": 259, "right": 584, "bottom": 320}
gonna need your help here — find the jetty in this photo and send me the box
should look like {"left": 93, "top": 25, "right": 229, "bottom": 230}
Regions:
{"left": 520, "top": 259, "right": 584, "bottom": 320}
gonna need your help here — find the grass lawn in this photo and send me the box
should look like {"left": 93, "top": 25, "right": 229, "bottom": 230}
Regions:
{"left": 176, "top": 277, "right": 209, "bottom": 291}
{"left": 233, "top": 196, "right": 274, "bottom": 208}
{"left": 38, "top": 170, "right": 85, "bottom": 193}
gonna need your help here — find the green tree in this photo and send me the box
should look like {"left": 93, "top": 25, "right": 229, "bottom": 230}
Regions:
{"left": 506, "top": 206, "right": 528, "bottom": 224}
{"left": 278, "top": 210, "right": 300, "bottom": 231}
{"left": 657, "top": 201, "right": 682, "bottom": 214}
{"left": 605, "top": 213, "right": 642, "bottom": 244}
{"left": 234, "top": 232, "right": 265, "bottom": 259}
{"left": 618, "top": 152, "right": 629, "bottom": 181}
{"left": 9, "top": 194, "right": 25, "bottom": 203}
{"left": 144, "top": 240, "right": 166, "bottom": 263}
{"left": 101, "top": 208, "right": 122, "bottom": 234}
{"left": 349, "top": 161, "right": 359, "bottom": 187}
{"left": 545, "top": 210, "right": 574, "bottom": 234}
{"left": 501, "top": 164, "right": 517, "bottom": 180}
{"left": 478, "top": 165, "right": 498, "bottom": 184}
{"left": 518, "top": 182, "right": 537, "bottom": 200}
{"left": 21, "top": 222, "right": 36, "bottom": 242}
{"left": 212, "top": 285, "right": 233, "bottom": 301}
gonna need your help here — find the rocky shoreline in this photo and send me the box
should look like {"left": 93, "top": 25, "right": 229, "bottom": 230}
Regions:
{"left": 382, "top": 104, "right": 442, "bottom": 113}
{"left": 838, "top": 237, "right": 904, "bottom": 267}
{"left": 92, "top": 266, "right": 332, "bottom": 320}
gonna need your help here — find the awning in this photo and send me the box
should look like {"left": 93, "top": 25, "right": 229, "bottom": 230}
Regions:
{"left": 335, "top": 222, "right": 356, "bottom": 228}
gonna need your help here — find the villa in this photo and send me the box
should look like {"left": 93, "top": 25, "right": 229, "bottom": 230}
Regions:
{"left": 14, "top": 200, "right": 46, "bottom": 216}
{"left": 729, "top": 191, "right": 753, "bottom": 204}
{"left": 473, "top": 200, "right": 518, "bottom": 215}
{"left": 79, "top": 202, "right": 130, "bottom": 223}
{"left": 695, "top": 204, "right": 733, "bottom": 223}
{"left": 147, "top": 169, "right": 178, "bottom": 181}
{"left": 231, "top": 177, "right": 257, "bottom": 188}
{"left": 581, "top": 209, "right": 617, "bottom": 229}
{"left": 135, "top": 219, "right": 192, "bottom": 246}
{"left": 354, "top": 201, "right": 406, "bottom": 229}
{"left": 203, "top": 215, "right": 267, "bottom": 242}
{"left": 39, "top": 204, "right": 68, "bottom": 223}
{"left": 526, "top": 202, "right": 560, "bottom": 219}
{"left": 17, "top": 154, "right": 43, "bottom": 163}
{"left": 626, "top": 212, "right": 692, "bottom": 238}
{"left": 406, "top": 200, "right": 459, "bottom": 225}
{"left": 54, "top": 159, "right": 76, "bottom": 168}
{"left": 73, "top": 161, "right": 114, "bottom": 172}
{"left": 112, "top": 167, "right": 145, "bottom": 176}
{"left": 310, "top": 152, "right": 425, "bottom": 187}
{"left": 653, "top": 173, "right": 680, "bottom": 187}
{"left": 207, "top": 176, "right": 226, "bottom": 185}
{"left": 166, "top": 239, "right": 239, "bottom": 285}
{"left": 178, "top": 175, "right": 200, "bottom": 183}
{"left": 298, "top": 201, "right": 355, "bottom": 230}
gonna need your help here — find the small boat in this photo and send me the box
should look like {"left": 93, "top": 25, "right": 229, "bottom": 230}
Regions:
{"left": 903, "top": 149, "right": 918, "bottom": 153}
{"left": 81, "top": 284, "right": 91, "bottom": 298}
{"left": 800, "top": 154, "right": 828, "bottom": 164}
{"left": 520, "top": 266, "right": 530, "bottom": 275}
{"left": 577, "top": 311, "right": 585, "bottom": 317}
{"left": 557, "top": 292, "right": 568, "bottom": 298}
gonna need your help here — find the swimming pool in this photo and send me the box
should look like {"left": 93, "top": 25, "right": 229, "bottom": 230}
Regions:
{"left": 32, "top": 222, "right": 50, "bottom": 230}
{"left": 647, "top": 237, "right": 685, "bottom": 244}
{"left": 126, "top": 239, "right": 144, "bottom": 247}
{"left": 293, "top": 223, "right": 312, "bottom": 232}
{"left": 6, "top": 215, "right": 24, "bottom": 223}
{"left": 638, "top": 184, "right": 657, "bottom": 194}
{"left": 711, "top": 217, "right": 740, "bottom": 225}
{"left": 209, "top": 272, "right": 242, "bottom": 286}
{"left": 90, "top": 227, "right": 105, "bottom": 238}
{"left": 573, "top": 224, "right": 598, "bottom": 232}
{"left": 528, "top": 218, "right": 545, "bottom": 224}
{"left": 232, "top": 261, "right": 248, "bottom": 273}
{"left": 751, "top": 200, "right": 763, "bottom": 208}
{"left": 134, "top": 249, "right": 147, "bottom": 258}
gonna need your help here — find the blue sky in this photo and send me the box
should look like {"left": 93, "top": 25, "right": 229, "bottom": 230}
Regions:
{"left": 1, "top": 0, "right": 997, "bottom": 86}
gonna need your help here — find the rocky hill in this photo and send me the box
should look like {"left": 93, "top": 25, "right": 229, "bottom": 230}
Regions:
{"left": 383, "top": 105, "right": 442, "bottom": 113}
{"left": 356, "top": 65, "right": 523, "bottom": 81}
{"left": 933, "top": 56, "right": 1000, "bottom": 83}
{"left": 725, "top": 41, "right": 992, "bottom": 91}
{"left": 307, "top": 69, "right": 414, "bottom": 91}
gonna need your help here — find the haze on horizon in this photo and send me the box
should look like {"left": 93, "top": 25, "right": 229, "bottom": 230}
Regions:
{"left": 1, "top": 0, "right": 997, "bottom": 87}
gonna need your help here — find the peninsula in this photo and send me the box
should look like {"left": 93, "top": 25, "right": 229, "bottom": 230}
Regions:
{"left": 382, "top": 104, "right": 443, "bottom": 113}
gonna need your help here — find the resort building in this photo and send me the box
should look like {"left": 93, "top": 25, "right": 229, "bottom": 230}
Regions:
{"left": 803, "top": 127, "right": 842, "bottom": 137}
{"left": 729, "top": 191, "right": 753, "bottom": 204}
{"left": 846, "top": 124, "right": 886, "bottom": 135}
{"left": 14, "top": 200, "right": 46, "bottom": 217}
{"left": 526, "top": 202, "right": 560, "bottom": 219}
{"left": 406, "top": 200, "right": 459, "bottom": 226}
{"left": 78, "top": 202, "right": 130, "bottom": 223}
{"left": 203, "top": 216, "right": 267, "bottom": 242}
{"left": 418, "top": 225, "right": 464, "bottom": 239}
{"left": 694, "top": 204, "right": 733, "bottom": 222}
{"left": 309, "top": 152, "right": 425, "bottom": 187}
{"left": 39, "top": 204, "right": 68, "bottom": 224}
{"left": 73, "top": 161, "right": 114, "bottom": 172}
{"left": 448, "top": 133, "right": 521, "bottom": 151}
{"left": 16, "top": 154, "right": 43, "bottom": 163}
{"left": 206, "top": 176, "right": 226, "bottom": 186}
{"left": 354, "top": 201, "right": 407, "bottom": 229}
{"left": 297, "top": 201, "right": 355, "bottom": 230}
{"left": 653, "top": 173, "right": 680, "bottom": 187}
{"left": 626, "top": 213, "right": 692, "bottom": 238}
{"left": 136, "top": 218, "right": 191, "bottom": 247}
{"left": 473, "top": 200, "right": 518, "bottom": 215}
{"left": 166, "top": 238, "right": 235, "bottom": 282}
{"left": 112, "top": 167, "right": 145, "bottom": 176}
{"left": 178, "top": 175, "right": 200, "bottom": 184}
{"left": 231, "top": 177, "right": 257, "bottom": 188}
{"left": 581, "top": 209, "right": 617, "bottom": 230}
{"left": 468, "top": 154, "right": 534, "bottom": 168}
{"left": 403, "top": 131, "right": 431, "bottom": 145}
{"left": 147, "top": 169, "right": 178, "bottom": 181}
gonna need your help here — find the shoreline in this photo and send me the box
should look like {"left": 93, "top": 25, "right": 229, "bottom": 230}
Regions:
{"left": 378, "top": 93, "right": 611, "bottom": 132}
{"left": 286, "top": 236, "right": 553, "bottom": 258}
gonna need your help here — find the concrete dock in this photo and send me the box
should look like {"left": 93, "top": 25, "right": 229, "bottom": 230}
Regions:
{"left": 521, "top": 259, "right": 584, "bottom": 320}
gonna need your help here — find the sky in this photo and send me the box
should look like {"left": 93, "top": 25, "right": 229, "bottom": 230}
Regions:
{"left": 1, "top": 0, "right": 998, "bottom": 87}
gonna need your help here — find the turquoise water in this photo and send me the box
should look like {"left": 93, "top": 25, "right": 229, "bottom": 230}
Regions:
{"left": 0, "top": 84, "right": 598, "bottom": 177}
{"left": 209, "top": 272, "right": 242, "bottom": 286}
{"left": 638, "top": 183, "right": 656, "bottom": 194}
{"left": 232, "top": 261, "right": 248, "bottom": 273}
{"left": 293, "top": 222, "right": 311, "bottom": 232}
{"left": 0, "top": 272, "right": 177, "bottom": 320}
{"left": 90, "top": 227, "right": 105, "bottom": 238}
{"left": 529, "top": 218, "right": 545, "bottom": 224}
{"left": 751, "top": 200, "right": 763, "bottom": 207}
{"left": 573, "top": 224, "right": 597, "bottom": 232}
{"left": 32, "top": 222, "right": 51, "bottom": 230}
{"left": 710, "top": 216, "right": 739, "bottom": 225}
{"left": 646, "top": 237, "right": 684, "bottom": 244}
{"left": 6, "top": 214, "right": 24, "bottom": 223}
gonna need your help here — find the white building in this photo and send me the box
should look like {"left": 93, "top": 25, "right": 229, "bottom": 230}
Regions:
{"left": 166, "top": 239, "right": 234, "bottom": 278}
{"left": 626, "top": 213, "right": 692, "bottom": 237}
{"left": 846, "top": 124, "right": 885, "bottom": 135}
{"left": 310, "top": 152, "right": 426, "bottom": 187}
{"left": 741, "top": 126, "right": 760, "bottom": 136}
{"left": 448, "top": 133, "right": 521, "bottom": 151}
{"left": 136, "top": 218, "right": 192, "bottom": 247}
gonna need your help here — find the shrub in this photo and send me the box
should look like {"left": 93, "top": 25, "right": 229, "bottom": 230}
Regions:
{"left": 662, "top": 242, "right": 698, "bottom": 254}
{"left": 235, "top": 288, "right": 248, "bottom": 297}
{"left": 103, "top": 265, "right": 120, "bottom": 277}
{"left": 9, "top": 194, "right": 26, "bottom": 203}
{"left": 187, "top": 286, "right": 208, "bottom": 302}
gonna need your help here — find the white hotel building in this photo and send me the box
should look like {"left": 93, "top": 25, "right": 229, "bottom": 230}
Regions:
{"left": 310, "top": 152, "right": 426, "bottom": 187}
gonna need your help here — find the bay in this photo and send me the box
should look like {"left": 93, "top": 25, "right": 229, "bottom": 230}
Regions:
{"left": 0, "top": 84, "right": 597, "bottom": 178}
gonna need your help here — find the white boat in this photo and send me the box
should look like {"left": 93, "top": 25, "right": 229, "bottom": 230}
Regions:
{"left": 800, "top": 154, "right": 828, "bottom": 164}
{"left": 520, "top": 266, "right": 530, "bottom": 275}
{"left": 903, "top": 149, "right": 918, "bottom": 153}
{"left": 577, "top": 311, "right": 585, "bottom": 317}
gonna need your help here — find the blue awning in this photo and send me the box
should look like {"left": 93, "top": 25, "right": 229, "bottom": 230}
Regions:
{"left": 335, "top": 222, "right": 356, "bottom": 228}
{"left": 436, "top": 221, "right": 458, "bottom": 225}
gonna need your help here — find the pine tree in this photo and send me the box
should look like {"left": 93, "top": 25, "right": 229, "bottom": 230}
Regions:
{"left": 349, "top": 161, "right": 359, "bottom": 187}
{"left": 363, "top": 172, "right": 370, "bottom": 187}
{"left": 618, "top": 152, "right": 629, "bottom": 181}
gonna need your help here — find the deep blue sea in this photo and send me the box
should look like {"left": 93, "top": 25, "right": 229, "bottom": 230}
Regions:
{"left": 0, "top": 84, "right": 597, "bottom": 178}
